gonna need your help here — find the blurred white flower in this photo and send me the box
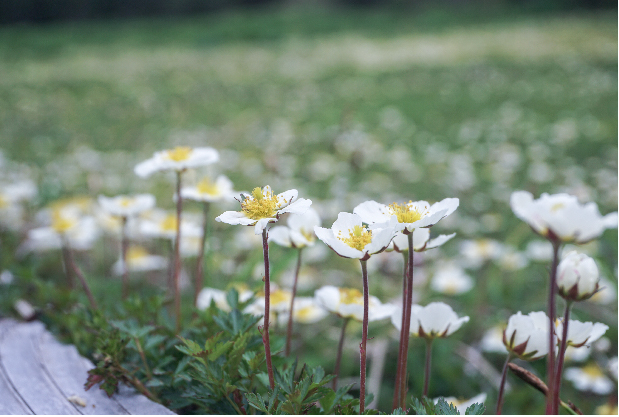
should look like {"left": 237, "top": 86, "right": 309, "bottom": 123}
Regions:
{"left": 589, "top": 276, "right": 616, "bottom": 305}
{"left": 314, "top": 212, "right": 396, "bottom": 260}
{"left": 134, "top": 146, "right": 219, "bottom": 178}
{"left": 111, "top": 246, "right": 167, "bottom": 275}
{"left": 98, "top": 194, "right": 155, "bottom": 218}
{"left": 314, "top": 285, "right": 396, "bottom": 322}
{"left": 216, "top": 185, "right": 311, "bottom": 235}
{"left": 180, "top": 174, "right": 237, "bottom": 203}
{"left": 459, "top": 239, "right": 503, "bottom": 269}
{"left": 283, "top": 297, "right": 328, "bottom": 324}
{"left": 479, "top": 325, "right": 507, "bottom": 353}
{"left": 608, "top": 356, "right": 618, "bottom": 380}
{"left": 564, "top": 364, "right": 614, "bottom": 394}
{"left": 525, "top": 240, "right": 553, "bottom": 262}
{"left": 430, "top": 263, "right": 474, "bottom": 295}
{"left": 389, "top": 228, "right": 456, "bottom": 253}
{"left": 434, "top": 393, "right": 487, "bottom": 415}
{"left": 503, "top": 311, "right": 549, "bottom": 360}
{"left": 196, "top": 287, "right": 253, "bottom": 311}
{"left": 269, "top": 207, "right": 321, "bottom": 249}
{"left": 498, "top": 248, "right": 529, "bottom": 271}
{"left": 556, "top": 319, "right": 608, "bottom": 348}
{"left": 140, "top": 211, "right": 202, "bottom": 240}
{"left": 0, "top": 270, "right": 14, "bottom": 285}
{"left": 25, "top": 208, "right": 100, "bottom": 252}
{"left": 556, "top": 251, "right": 600, "bottom": 301}
{"left": 392, "top": 302, "right": 469, "bottom": 339}
{"left": 510, "top": 191, "right": 617, "bottom": 243}
{"left": 354, "top": 197, "right": 459, "bottom": 234}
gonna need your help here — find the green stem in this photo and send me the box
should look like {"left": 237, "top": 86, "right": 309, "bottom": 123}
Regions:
{"left": 553, "top": 302, "right": 572, "bottom": 414}
{"left": 261, "top": 228, "right": 275, "bottom": 389}
{"left": 399, "top": 231, "right": 414, "bottom": 409}
{"left": 333, "top": 317, "right": 350, "bottom": 390}
{"left": 285, "top": 248, "right": 303, "bottom": 357}
{"left": 546, "top": 240, "right": 561, "bottom": 415}
{"left": 61, "top": 245, "right": 75, "bottom": 289}
{"left": 194, "top": 202, "right": 210, "bottom": 307}
{"left": 360, "top": 259, "right": 369, "bottom": 414}
{"left": 64, "top": 243, "right": 98, "bottom": 311}
{"left": 496, "top": 354, "right": 513, "bottom": 414}
{"left": 134, "top": 337, "right": 152, "bottom": 379}
{"left": 422, "top": 338, "right": 433, "bottom": 397}
{"left": 173, "top": 170, "right": 184, "bottom": 333}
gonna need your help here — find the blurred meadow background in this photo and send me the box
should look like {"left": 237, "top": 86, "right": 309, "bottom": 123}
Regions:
{"left": 0, "top": 0, "right": 617, "bottom": 414}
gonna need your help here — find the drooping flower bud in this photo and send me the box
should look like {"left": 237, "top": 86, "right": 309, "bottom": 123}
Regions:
{"left": 503, "top": 311, "right": 549, "bottom": 360}
{"left": 556, "top": 251, "right": 600, "bottom": 301}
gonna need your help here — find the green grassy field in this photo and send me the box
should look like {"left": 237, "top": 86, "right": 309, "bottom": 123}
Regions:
{"left": 0, "top": 7, "right": 617, "bottom": 414}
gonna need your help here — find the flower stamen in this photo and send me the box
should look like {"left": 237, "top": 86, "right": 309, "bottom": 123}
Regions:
{"left": 241, "top": 187, "right": 280, "bottom": 220}
{"left": 339, "top": 287, "right": 364, "bottom": 305}
{"left": 165, "top": 146, "right": 193, "bottom": 162}
{"left": 389, "top": 202, "right": 426, "bottom": 223}
{"left": 196, "top": 177, "right": 219, "bottom": 195}
{"left": 338, "top": 225, "right": 372, "bottom": 250}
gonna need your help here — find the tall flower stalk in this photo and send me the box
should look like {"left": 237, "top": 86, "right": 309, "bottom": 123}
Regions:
{"left": 172, "top": 171, "right": 183, "bottom": 332}
{"left": 314, "top": 212, "right": 396, "bottom": 413}
{"left": 333, "top": 317, "right": 351, "bottom": 390}
{"left": 194, "top": 202, "right": 210, "bottom": 306}
{"left": 545, "top": 239, "right": 561, "bottom": 414}
{"left": 496, "top": 353, "right": 514, "bottom": 414}
{"left": 398, "top": 232, "right": 414, "bottom": 409}
{"left": 285, "top": 248, "right": 303, "bottom": 356}
{"left": 217, "top": 185, "right": 311, "bottom": 390}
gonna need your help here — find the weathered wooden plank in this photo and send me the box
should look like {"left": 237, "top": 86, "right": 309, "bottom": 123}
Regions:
{"left": 114, "top": 384, "right": 175, "bottom": 415}
{"left": 0, "top": 320, "right": 34, "bottom": 415}
{"left": 0, "top": 320, "right": 79, "bottom": 414}
{"left": 37, "top": 331, "right": 130, "bottom": 415}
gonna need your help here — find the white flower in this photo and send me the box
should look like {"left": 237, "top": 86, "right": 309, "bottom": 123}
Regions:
{"left": 389, "top": 228, "right": 456, "bottom": 253}
{"left": 430, "top": 263, "right": 474, "bottom": 295}
{"left": 556, "top": 319, "right": 608, "bottom": 348}
{"left": 139, "top": 210, "right": 202, "bottom": 240}
{"left": 556, "top": 251, "right": 600, "bottom": 301}
{"left": 589, "top": 276, "right": 616, "bottom": 305}
{"left": 608, "top": 356, "right": 618, "bottom": 380}
{"left": 24, "top": 209, "right": 100, "bottom": 252}
{"left": 510, "top": 191, "right": 618, "bottom": 243}
{"left": 283, "top": 297, "right": 329, "bottom": 324}
{"left": 525, "top": 240, "right": 554, "bottom": 262}
{"left": 392, "top": 302, "right": 469, "bottom": 339}
{"left": 314, "top": 285, "right": 396, "bottom": 322}
{"left": 197, "top": 286, "right": 254, "bottom": 312}
{"left": 459, "top": 239, "right": 504, "bottom": 269}
{"left": 314, "top": 212, "right": 396, "bottom": 260}
{"left": 564, "top": 364, "right": 614, "bottom": 394}
{"left": 479, "top": 325, "right": 507, "bottom": 353}
{"left": 353, "top": 197, "right": 459, "bottom": 234}
{"left": 503, "top": 311, "right": 549, "bottom": 360}
{"left": 434, "top": 393, "right": 487, "bottom": 415}
{"left": 98, "top": 194, "right": 156, "bottom": 218}
{"left": 180, "top": 174, "right": 236, "bottom": 203}
{"left": 111, "top": 246, "right": 167, "bottom": 275}
{"left": 216, "top": 185, "right": 312, "bottom": 234}
{"left": 269, "top": 207, "right": 321, "bottom": 249}
{"left": 134, "top": 146, "right": 219, "bottom": 178}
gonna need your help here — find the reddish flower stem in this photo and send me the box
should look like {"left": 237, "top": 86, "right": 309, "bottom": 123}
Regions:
{"left": 121, "top": 216, "right": 129, "bottom": 300}
{"left": 61, "top": 245, "right": 75, "bottom": 289}
{"left": 553, "top": 302, "right": 572, "bottom": 414}
{"left": 332, "top": 317, "right": 350, "bottom": 390}
{"left": 194, "top": 202, "right": 210, "bottom": 307}
{"left": 360, "top": 259, "right": 369, "bottom": 414}
{"left": 496, "top": 354, "right": 512, "bottom": 414}
{"left": 173, "top": 171, "right": 183, "bottom": 333}
{"left": 422, "top": 339, "right": 433, "bottom": 397}
{"left": 399, "top": 231, "right": 415, "bottom": 409}
{"left": 261, "top": 228, "right": 275, "bottom": 390}
{"left": 545, "top": 240, "right": 561, "bottom": 415}
{"left": 64, "top": 243, "right": 98, "bottom": 311}
{"left": 392, "top": 251, "right": 409, "bottom": 410}
{"left": 285, "top": 248, "right": 303, "bottom": 357}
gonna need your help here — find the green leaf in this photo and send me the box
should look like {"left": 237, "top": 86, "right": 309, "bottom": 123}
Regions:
{"left": 465, "top": 402, "right": 486, "bottom": 415}
{"left": 392, "top": 407, "right": 407, "bottom": 415}
{"left": 410, "top": 397, "right": 428, "bottom": 415}
{"left": 435, "top": 398, "right": 461, "bottom": 415}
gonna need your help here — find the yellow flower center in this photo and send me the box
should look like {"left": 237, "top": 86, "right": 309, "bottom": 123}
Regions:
{"left": 241, "top": 187, "right": 280, "bottom": 220}
{"left": 388, "top": 202, "right": 425, "bottom": 223}
{"left": 50, "top": 196, "right": 91, "bottom": 212}
{"left": 118, "top": 197, "right": 133, "bottom": 207}
{"left": 196, "top": 177, "right": 219, "bottom": 195}
{"left": 0, "top": 194, "right": 7, "bottom": 208}
{"left": 339, "top": 288, "right": 364, "bottom": 305}
{"left": 165, "top": 146, "right": 193, "bottom": 162}
{"left": 161, "top": 214, "right": 178, "bottom": 232}
{"left": 551, "top": 203, "right": 565, "bottom": 212}
{"left": 581, "top": 363, "right": 604, "bottom": 378}
{"left": 338, "top": 225, "right": 372, "bottom": 251}
{"left": 51, "top": 212, "right": 77, "bottom": 233}
{"left": 269, "top": 289, "right": 291, "bottom": 306}
{"left": 296, "top": 305, "right": 315, "bottom": 321}
{"left": 127, "top": 246, "right": 149, "bottom": 262}
{"left": 300, "top": 227, "right": 315, "bottom": 242}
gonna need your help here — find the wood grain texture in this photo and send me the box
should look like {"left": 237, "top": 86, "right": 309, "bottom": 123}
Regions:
{"left": 0, "top": 319, "right": 175, "bottom": 415}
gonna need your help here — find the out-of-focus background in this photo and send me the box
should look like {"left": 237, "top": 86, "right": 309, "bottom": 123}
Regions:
{"left": 0, "top": 0, "right": 617, "bottom": 414}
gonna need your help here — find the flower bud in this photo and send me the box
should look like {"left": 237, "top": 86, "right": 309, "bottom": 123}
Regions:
{"left": 557, "top": 251, "right": 599, "bottom": 301}
{"left": 503, "top": 311, "right": 549, "bottom": 360}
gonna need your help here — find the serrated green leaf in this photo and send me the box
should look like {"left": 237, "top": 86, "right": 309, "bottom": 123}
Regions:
{"left": 435, "top": 398, "right": 460, "bottom": 415}
{"left": 465, "top": 402, "right": 486, "bottom": 415}
{"left": 410, "top": 397, "right": 428, "bottom": 415}
{"left": 392, "top": 407, "right": 407, "bottom": 415}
